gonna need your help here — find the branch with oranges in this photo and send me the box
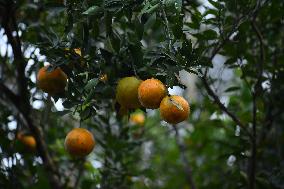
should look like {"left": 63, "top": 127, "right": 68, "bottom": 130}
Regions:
{"left": 36, "top": 62, "right": 194, "bottom": 187}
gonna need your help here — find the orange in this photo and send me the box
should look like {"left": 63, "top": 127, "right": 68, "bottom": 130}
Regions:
{"left": 160, "top": 95, "right": 190, "bottom": 124}
{"left": 17, "top": 132, "right": 37, "bottom": 151}
{"left": 138, "top": 78, "right": 166, "bottom": 109}
{"left": 116, "top": 77, "right": 142, "bottom": 109}
{"left": 130, "top": 112, "right": 145, "bottom": 126}
{"left": 64, "top": 128, "right": 95, "bottom": 157}
{"left": 37, "top": 65, "right": 68, "bottom": 94}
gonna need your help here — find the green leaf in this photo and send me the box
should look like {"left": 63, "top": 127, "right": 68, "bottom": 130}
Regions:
{"left": 208, "top": 0, "right": 224, "bottom": 9}
{"left": 84, "top": 78, "right": 99, "bottom": 91}
{"left": 80, "top": 107, "right": 92, "bottom": 120}
{"left": 224, "top": 57, "right": 237, "bottom": 65}
{"left": 202, "top": 29, "right": 218, "bottom": 40}
{"left": 169, "top": 97, "right": 184, "bottom": 111}
{"left": 82, "top": 6, "right": 103, "bottom": 16}
{"left": 225, "top": 86, "right": 240, "bottom": 92}
{"left": 84, "top": 89, "right": 96, "bottom": 105}
{"left": 56, "top": 110, "right": 71, "bottom": 116}
{"left": 164, "top": 0, "right": 182, "bottom": 12}
{"left": 105, "top": 0, "right": 123, "bottom": 11}
{"left": 140, "top": 3, "right": 159, "bottom": 15}
{"left": 62, "top": 100, "right": 77, "bottom": 109}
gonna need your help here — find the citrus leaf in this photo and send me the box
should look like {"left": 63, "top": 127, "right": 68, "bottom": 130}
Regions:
{"left": 169, "top": 97, "right": 184, "bottom": 111}
{"left": 84, "top": 78, "right": 99, "bottom": 91}
{"left": 82, "top": 6, "right": 103, "bottom": 16}
{"left": 225, "top": 86, "right": 240, "bottom": 92}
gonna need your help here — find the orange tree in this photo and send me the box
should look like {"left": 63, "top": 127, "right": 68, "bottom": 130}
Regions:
{"left": 0, "top": 0, "right": 284, "bottom": 189}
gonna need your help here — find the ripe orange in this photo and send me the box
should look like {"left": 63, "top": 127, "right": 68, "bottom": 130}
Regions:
{"left": 17, "top": 132, "right": 37, "bottom": 151}
{"left": 160, "top": 95, "right": 190, "bottom": 124}
{"left": 130, "top": 112, "right": 145, "bottom": 126}
{"left": 64, "top": 128, "right": 95, "bottom": 157}
{"left": 116, "top": 77, "right": 142, "bottom": 109}
{"left": 138, "top": 78, "right": 166, "bottom": 109}
{"left": 37, "top": 66, "right": 68, "bottom": 95}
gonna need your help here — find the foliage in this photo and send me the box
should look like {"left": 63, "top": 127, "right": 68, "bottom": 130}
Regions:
{"left": 0, "top": 0, "right": 283, "bottom": 188}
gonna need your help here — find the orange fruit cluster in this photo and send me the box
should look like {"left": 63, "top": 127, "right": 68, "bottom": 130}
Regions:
{"left": 35, "top": 63, "right": 189, "bottom": 158}
{"left": 36, "top": 63, "right": 96, "bottom": 158}
{"left": 115, "top": 76, "right": 190, "bottom": 125}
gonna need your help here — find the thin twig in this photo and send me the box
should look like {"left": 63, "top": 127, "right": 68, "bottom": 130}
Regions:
{"left": 248, "top": 14, "right": 265, "bottom": 189}
{"left": 201, "top": 2, "right": 266, "bottom": 139}
{"left": 159, "top": 0, "right": 173, "bottom": 50}
{"left": 201, "top": 77, "right": 252, "bottom": 139}
{"left": 257, "top": 51, "right": 277, "bottom": 145}
{"left": 74, "top": 160, "right": 85, "bottom": 189}
{"left": 206, "top": 1, "right": 266, "bottom": 71}
{"left": 130, "top": 60, "right": 138, "bottom": 77}
{"left": 40, "top": 95, "right": 52, "bottom": 131}
{"left": 249, "top": 92, "right": 257, "bottom": 189}
{"left": 173, "top": 126, "right": 196, "bottom": 189}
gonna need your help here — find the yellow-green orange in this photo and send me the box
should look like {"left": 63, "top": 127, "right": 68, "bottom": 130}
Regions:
{"left": 130, "top": 112, "right": 145, "bottom": 126}
{"left": 116, "top": 77, "right": 142, "bottom": 109}
{"left": 64, "top": 128, "right": 95, "bottom": 157}
{"left": 138, "top": 78, "right": 166, "bottom": 109}
{"left": 37, "top": 66, "right": 67, "bottom": 95}
{"left": 160, "top": 95, "right": 190, "bottom": 124}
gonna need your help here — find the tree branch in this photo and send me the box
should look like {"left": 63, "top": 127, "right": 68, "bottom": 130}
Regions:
{"left": 74, "top": 160, "right": 85, "bottom": 189}
{"left": 248, "top": 15, "right": 265, "bottom": 189}
{"left": 251, "top": 21, "right": 264, "bottom": 86}
{"left": 173, "top": 126, "right": 197, "bottom": 189}
{"left": 201, "top": 77, "right": 252, "bottom": 138}
{"left": 0, "top": 83, "right": 20, "bottom": 105}
{"left": 0, "top": 84, "right": 62, "bottom": 189}
{"left": 2, "top": 1, "right": 29, "bottom": 112}
{"left": 1, "top": 2, "right": 62, "bottom": 188}
{"left": 257, "top": 51, "right": 277, "bottom": 145}
{"left": 207, "top": 1, "right": 266, "bottom": 67}
{"left": 200, "top": 3, "right": 265, "bottom": 138}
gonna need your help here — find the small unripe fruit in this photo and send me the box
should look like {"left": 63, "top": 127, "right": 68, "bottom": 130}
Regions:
{"left": 130, "top": 112, "right": 145, "bottom": 126}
